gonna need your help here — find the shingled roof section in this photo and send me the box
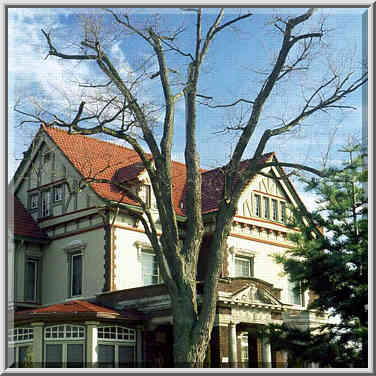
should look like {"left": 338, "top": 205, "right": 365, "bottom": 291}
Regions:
{"left": 12, "top": 195, "right": 49, "bottom": 241}
{"left": 42, "top": 125, "right": 274, "bottom": 217}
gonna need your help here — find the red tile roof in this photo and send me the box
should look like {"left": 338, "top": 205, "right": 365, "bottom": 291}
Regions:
{"left": 12, "top": 195, "right": 49, "bottom": 241}
{"left": 15, "top": 300, "right": 120, "bottom": 315}
{"left": 43, "top": 125, "right": 273, "bottom": 216}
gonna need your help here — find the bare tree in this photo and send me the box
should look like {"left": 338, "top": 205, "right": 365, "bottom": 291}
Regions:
{"left": 15, "top": 8, "right": 367, "bottom": 367}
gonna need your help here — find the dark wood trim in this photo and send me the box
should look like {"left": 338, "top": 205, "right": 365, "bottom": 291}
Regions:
{"left": 111, "top": 226, "right": 116, "bottom": 291}
{"left": 42, "top": 212, "right": 102, "bottom": 232}
{"left": 38, "top": 206, "right": 100, "bottom": 223}
{"left": 113, "top": 223, "right": 162, "bottom": 236}
{"left": 51, "top": 224, "right": 105, "bottom": 240}
{"left": 228, "top": 233, "right": 295, "bottom": 249}
{"left": 27, "top": 178, "right": 66, "bottom": 193}
{"left": 253, "top": 190, "right": 287, "bottom": 200}
{"left": 234, "top": 215, "right": 293, "bottom": 229}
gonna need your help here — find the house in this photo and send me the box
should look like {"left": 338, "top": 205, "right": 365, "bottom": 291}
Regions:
{"left": 9, "top": 124, "right": 327, "bottom": 368}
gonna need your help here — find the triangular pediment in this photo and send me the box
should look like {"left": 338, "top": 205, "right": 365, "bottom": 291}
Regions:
{"left": 232, "top": 282, "right": 283, "bottom": 306}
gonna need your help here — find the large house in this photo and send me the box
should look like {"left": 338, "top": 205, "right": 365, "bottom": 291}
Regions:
{"left": 9, "top": 124, "right": 326, "bottom": 368}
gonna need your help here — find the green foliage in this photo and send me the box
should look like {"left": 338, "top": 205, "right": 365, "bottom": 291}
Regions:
{"left": 270, "top": 144, "right": 368, "bottom": 368}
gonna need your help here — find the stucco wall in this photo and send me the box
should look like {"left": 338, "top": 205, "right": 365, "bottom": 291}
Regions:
{"left": 41, "top": 228, "right": 106, "bottom": 305}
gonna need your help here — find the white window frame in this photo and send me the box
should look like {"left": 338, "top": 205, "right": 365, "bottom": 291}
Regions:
{"left": 53, "top": 185, "right": 63, "bottom": 202}
{"left": 9, "top": 327, "right": 34, "bottom": 368}
{"left": 235, "top": 257, "right": 253, "bottom": 278}
{"left": 263, "top": 197, "right": 270, "bottom": 219}
{"left": 254, "top": 194, "right": 261, "bottom": 217}
{"left": 287, "top": 280, "right": 302, "bottom": 306}
{"left": 30, "top": 193, "right": 39, "bottom": 209}
{"left": 45, "top": 325, "right": 85, "bottom": 341}
{"left": 141, "top": 250, "right": 162, "bottom": 286}
{"left": 97, "top": 325, "right": 136, "bottom": 368}
{"left": 272, "top": 199, "right": 278, "bottom": 221}
{"left": 44, "top": 325, "right": 86, "bottom": 367}
{"left": 98, "top": 325, "right": 137, "bottom": 368}
{"left": 9, "top": 328, "right": 33, "bottom": 345}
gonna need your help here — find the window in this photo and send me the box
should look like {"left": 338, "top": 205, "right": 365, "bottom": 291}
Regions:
{"left": 141, "top": 251, "right": 162, "bottom": 286}
{"left": 70, "top": 253, "right": 83, "bottom": 297}
{"left": 41, "top": 190, "right": 51, "bottom": 217}
{"left": 263, "top": 197, "right": 270, "bottom": 219}
{"left": 235, "top": 257, "right": 253, "bottom": 278}
{"left": 44, "top": 325, "right": 85, "bottom": 368}
{"left": 254, "top": 195, "right": 261, "bottom": 217}
{"left": 24, "top": 259, "right": 39, "bottom": 302}
{"left": 98, "top": 326, "right": 136, "bottom": 368}
{"left": 30, "top": 194, "right": 38, "bottom": 209}
{"left": 9, "top": 328, "right": 33, "bottom": 368}
{"left": 281, "top": 202, "right": 286, "bottom": 223}
{"left": 272, "top": 199, "right": 278, "bottom": 221}
{"left": 53, "top": 185, "right": 63, "bottom": 202}
{"left": 10, "top": 345, "right": 32, "bottom": 368}
{"left": 287, "top": 280, "right": 302, "bottom": 305}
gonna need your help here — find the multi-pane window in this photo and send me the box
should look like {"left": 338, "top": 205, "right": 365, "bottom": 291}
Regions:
{"left": 98, "top": 326, "right": 136, "bottom": 342}
{"left": 141, "top": 251, "right": 162, "bottom": 286}
{"left": 8, "top": 328, "right": 33, "bottom": 344}
{"left": 45, "top": 325, "right": 85, "bottom": 340}
{"left": 263, "top": 197, "right": 270, "bottom": 219}
{"left": 41, "top": 191, "right": 51, "bottom": 217}
{"left": 235, "top": 257, "right": 253, "bottom": 278}
{"left": 70, "top": 254, "right": 83, "bottom": 297}
{"left": 24, "top": 259, "right": 38, "bottom": 302}
{"left": 254, "top": 195, "right": 261, "bottom": 217}
{"left": 98, "top": 326, "right": 136, "bottom": 368}
{"left": 272, "top": 199, "right": 278, "bottom": 221}
{"left": 53, "top": 185, "right": 63, "bottom": 202}
{"left": 30, "top": 194, "right": 39, "bottom": 209}
{"left": 287, "top": 280, "right": 302, "bottom": 306}
{"left": 9, "top": 328, "right": 33, "bottom": 368}
{"left": 44, "top": 325, "right": 85, "bottom": 368}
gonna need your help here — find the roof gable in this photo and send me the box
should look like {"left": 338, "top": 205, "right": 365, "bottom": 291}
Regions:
{"left": 12, "top": 195, "right": 49, "bottom": 242}
{"left": 41, "top": 125, "right": 300, "bottom": 217}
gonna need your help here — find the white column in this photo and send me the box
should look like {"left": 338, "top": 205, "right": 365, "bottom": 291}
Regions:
{"left": 228, "top": 322, "right": 238, "bottom": 367}
{"left": 262, "top": 330, "right": 272, "bottom": 368}
{"left": 31, "top": 322, "right": 44, "bottom": 367}
{"left": 85, "top": 321, "right": 99, "bottom": 367}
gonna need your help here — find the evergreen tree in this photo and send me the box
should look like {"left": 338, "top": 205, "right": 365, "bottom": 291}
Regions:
{"left": 269, "top": 144, "right": 368, "bottom": 368}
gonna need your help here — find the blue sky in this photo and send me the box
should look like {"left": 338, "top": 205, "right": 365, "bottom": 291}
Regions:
{"left": 8, "top": 7, "right": 368, "bottom": 208}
